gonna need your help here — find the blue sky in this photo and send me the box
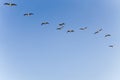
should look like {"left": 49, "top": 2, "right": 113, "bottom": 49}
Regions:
{"left": 0, "top": 0, "right": 120, "bottom": 80}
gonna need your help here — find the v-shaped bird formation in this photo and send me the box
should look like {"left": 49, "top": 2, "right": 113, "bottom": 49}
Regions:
{"left": 2, "top": 2, "right": 116, "bottom": 48}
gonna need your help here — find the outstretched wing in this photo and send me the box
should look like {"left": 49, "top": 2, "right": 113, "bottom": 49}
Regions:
{"left": 94, "top": 31, "right": 99, "bottom": 34}
{"left": 29, "top": 13, "right": 34, "bottom": 15}
{"left": 105, "top": 34, "right": 111, "bottom": 37}
{"left": 24, "top": 13, "right": 28, "bottom": 16}
{"left": 46, "top": 22, "right": 49, "bottom": 24}
{"left": 41, "top": 23, "right": 45, "bottom": 26}
{"left": 11, "top": 3, "right": 17, "bottom": 6}
{"left": 4, "top": 3, "right": 10, "bottom": 5}
{"left": 109, "top": 45, "right": 113, "bottom": 48}
{"left": 80, "top": 28, "right": 84, "bottom": 30}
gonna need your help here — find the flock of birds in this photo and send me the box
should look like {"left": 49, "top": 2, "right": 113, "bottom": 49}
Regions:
{"left": 3, "top": 2, "right": 115, "bottom": 48}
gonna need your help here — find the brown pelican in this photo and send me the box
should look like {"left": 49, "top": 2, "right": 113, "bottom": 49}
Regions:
{"left": 57, "top": 26, "right": 64, "bottom": 30}
{"left": 109, "top": 45, "right": 114, "bottom": 48}
{"left": 67, "top": 30, "right": 74, "bottom": 33}
{"left": 4, "top": 3, "right": 17, "bottom": 6}
{"left": 59, "top": 23, "right": 65, "bottom": 26}
{"left": 80, "top": 27, "right": 87, "bottom": 30}
{"left": 24, "top": 13, "right": 34, "bottom": 16}
{"left": 94, "top": 31, "right": 99, "bottom": 34}
{"left": 41, "top": 22, "right": 49, "bottom": 26}
{"left": 94, "top": 28, "right": 102, "bottom": 34}
{"left": 105, "top": 34, "right": 111, "bottom": 37}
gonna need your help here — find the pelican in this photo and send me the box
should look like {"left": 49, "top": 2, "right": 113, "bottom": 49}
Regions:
{"left": 57, "top": 26, "right": 64, "bottom": 30}
{"left": 94, "top": 28, "right": 102, "bottom": 34}
{"left": 105, "top": 34, "right": 111, "bottom": 37}
{"left": 4, "top": 3, "right": 17, "bottom": 6}
{"left": 109, "top": 45, "right": 114, "bottom": 48}
{"left": 24, "top": 13, "right": 34, "bottom": 16}
{"left": 59, "top": 23, "right": 65, "bottom": 26}
{"left": 94, "top": 31, "right": 99, "bottom": 34}
{"left": 41, "top": 22, "right": 49, "bottom": 26}
{"left": 67, "top": 30, "right": 74, "bottom": 33}
{"left": 80, "top": 27, "right": 87, "bottom": 30}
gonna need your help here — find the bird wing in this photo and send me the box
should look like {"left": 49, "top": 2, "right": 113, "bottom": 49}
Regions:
{"left": 4, "top": 3, "right": 10, "bottom": 5}
{"left": 11, "top": 3, "right": 17, "bottom": 6}
{"left": 29, "top": 13, "right": 34, "bottom": 15}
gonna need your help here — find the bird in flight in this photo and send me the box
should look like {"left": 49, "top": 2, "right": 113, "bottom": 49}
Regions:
{"left": 80, "top": 27, "right": 87, "bottom": 30}
{"left": 67, "top": 30, "right": 74, "bottom": 33}
{"left": 109, "top": 45, "right": 114, "bottom": 48}
{"left": 105, "top": 34, "right": 111, "bottom": 37}
{"left": 57, "top": 26, "right": 64, "bottom": 30}
{"left": 4, "top": 3, "right": 17, "bottom": 6}
{"left": 94, "top": 28, "right": 102, "bottom": 34}
{"left": 41, "top": 22, "right": 49, "bottom": 26}
{"left": 24, "top": 13, "right": 34, "bottom": 16}
{"left": 59, "top": 23, "right": 65, "bottom": 26}
{"left": 94, "top": 31, "right": 99, "bottom": 34}
{"left": 57, "top": 23, "right": 65, "bottom": 30}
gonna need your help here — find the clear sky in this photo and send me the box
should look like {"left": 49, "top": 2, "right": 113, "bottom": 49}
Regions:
{"left": 0, "top": 0, "right": 120, "bottom": 80}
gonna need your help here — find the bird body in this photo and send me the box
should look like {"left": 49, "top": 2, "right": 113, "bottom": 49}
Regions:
{"left": 67, "top": 30, "right": 74, "bottom": 33}
{"left": 57, "top": 26, "right": 64, "bottom": 30}
{"left": 109, "top": 45, "right": 114, "bottom": 48}
{"left": 41, "top": 22, "right": 49, "bottom": 26}
{"left": 59, "top": 23, "right": 65, "bottom": 26}
{"left": 105, "top": 34, "right": 111, "bottom": 37}
{"left": 24, "top": 13, "right": 34, "bottom": 16}
{"left": 80, "top": 27, "right": 87, "bottom": 30}
{"left": 4, "top": 3, "right": 17, "bottom": 6}
{"left": 94, "top": 28, "right": 102, "bottom": 34}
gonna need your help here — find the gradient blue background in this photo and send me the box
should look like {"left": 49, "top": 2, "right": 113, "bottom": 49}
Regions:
{"left": 0, "top": 0, "right": 120, "bottom": 80}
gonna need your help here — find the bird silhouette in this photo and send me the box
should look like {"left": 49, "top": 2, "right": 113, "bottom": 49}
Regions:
{"left": 94, "top": 28, "right": 102, "bottom": 34}
{"left": 105, "top": 34, "right": 111, "bottom": 37}
{"left": 57, "top": 26, "right": 64, "bottom": 30}
{"left": 59, "top": 23, "right": 65, "bottom": 26}
{"left": 94, "top": 31, "right": 99, "bottom": 34}
{"left": 24, "top": 13, "right": 34, "bottom": 16}
{"left": 109, "top": 45, "right": 114, "bottom": 48}
{"left": 67, "top": 30, "right": 74, "bottom": 33}
{"left": 80, "top": 27, "right": 87, "bottom": 30}
{"left": 41, "top": 22, "right": 49, "bottom": 26}
{"left": 4, "top": 3, "right": 17, "bottom": 6}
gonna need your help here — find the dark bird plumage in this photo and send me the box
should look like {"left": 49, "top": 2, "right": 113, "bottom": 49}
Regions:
{"left": 24, "top": 13, "right": 34, "bottom": 16}
{"left": 80, "top": 27, "right": 87, "bottom": 30}
{"left": 105, "top": 34, "right": 111, "bottom": 37}
{"left": 59, "top": 23, "right": 65, "bottom": 26}
{"left": 57, "top": 26, "right": 64, "bottom": 30}
{"left": 4, "top": 3, "right": 17, "bottom": 6}
{"left": 41, "top": 22, "right": 49, "bottom": 26}
{"left": 109, "top": 45, "right": 114, "bottom": 48}
{"left": 94, "top": 31, "right": 99, "bottom": 34}
{"left": 94, "top": 28, "right": 102, "bottom": 34}
{"left": 67, "top": 30, "right": 74, "bottom": 33}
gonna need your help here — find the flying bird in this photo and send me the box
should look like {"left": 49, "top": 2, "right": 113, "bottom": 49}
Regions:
{"left": 4, "top": 3, "right": 17, "bottom": 6}
{"left": 94, "top": 28, "right": 102, "bottom": 34}
{"left": 24, "top": 13, "right": 34, "bottom": 16}
{"left": 109, "top": 45, "right": 114, "bottom": 48}
{"left": 80, "top": 27, "right": 87, "bottom": 30}
{"left": 67, "top": 30, "right": 74, "bottom": 33}
{"left": 105, "top": 34, "right": 111, "bottom": 37}
{"left": 41, "top": 22, "right": 49, "bottom": 26}
{"left": 94, "top": 31, "right": 99, "bottom": 34}
{"left": 59, "top": 23, "right": 65, "bottom": 26}
{"left": 57, "top": 26, "right": 64, "bottom": 30}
